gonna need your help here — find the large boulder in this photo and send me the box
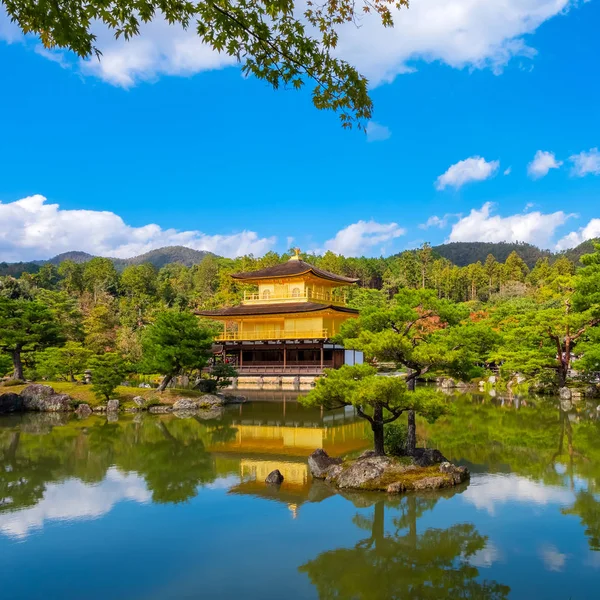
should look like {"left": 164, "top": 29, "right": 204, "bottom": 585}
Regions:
{"left": 0, "top": 392, "right": 23, "bottom": 414}
{"left": 21, "top": 385, "right": 71, "bottom": 412}
{"left": 106, "top": 399, "right": 120, "bottom": 412}
{"left": 218, "top": 393, "right": 246, "bottom": 404}
{"left": 439, "top": 461, "right": 470, "bottom": 484}
{"left": 308, "top": 449, "right": 343, "bottom": 479}
{"left": 265, "top": 470, "right": 284, "bottom": 485}
{"left": 197, "top": 394, "right": 225, "bottom": 409}
{"left": 133, "top": 396, "right": 146, "bottom": 408}
{"left": 559, "top": 387, "right": 572, "bottom": 400}
{"left": 75, "top": 403, "right": 93, "bottom": 418}
{"left": 335, "top": 455, "right": 393, "bottom": 490}
{"left": 412, "top": 448, "right": 447, "bottom": 467}
{"left": 173, "top": 398, "right": 199, "bottom": 411}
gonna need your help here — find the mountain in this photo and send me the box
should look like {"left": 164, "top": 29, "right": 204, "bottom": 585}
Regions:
{"left": 561, "top": 239, "right": 599, "bottom": 264}
{"left": 112, "top": 246, "right": 213, "bottom": 269}
{"left": 0, "top": 246, "right": 216, "bottom": 277}
{"left": 432, "top": 242, "right": 553, "bottom": 268}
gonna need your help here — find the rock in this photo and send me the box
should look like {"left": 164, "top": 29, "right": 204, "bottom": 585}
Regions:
{"left": 308, "top": 449, "right": 343, "bottom": 479}
{"left": 75, "top": 403, "right": 92, "bottom": 418}
{"left": 359, "top": 449, "right": 377, "bottom": 459}
{"left": 559, "top": 387, "right": 572, "bottom": 400}
{"left": 218, "top": 393, "right": 246, "bottom": 404}
{"left": 413, "top": 476, "right": 449, "bottom": 490}
{"left": 335, "top": 455, "right": 392, "bottom": 489}
{"left": 265, "top": 469, "right": 284, "bottom": 484}
{"left": 133, "top": 396, "right": 146, "bottom": 407}
{"left": 412, "top": 448, "right": 447, "bottom": 467}
{"left": 93, "top": 405, "right": 106, "bottom": 412}
{"left": 439, "top": 462, "right": 470, "bottom": 484}
{"left": 197, "top": 394, "right": 225, "bottom": 408}
{"left": 149, "top": 405, "right": 172, "bottom": 413}
{"left": 488, "top": 375, "right": 497, "bottom": 384}
{"left": 0, "top": 392, "right": 23, "bottom": 414}
{"left": 19, "top": 384, "right": 72, "bottom": 412}
{"left": 106, "top": 399, "right": 119, "bottom": 412}
{"left": 173, "top": 398, "right": 199, "bottom": 411}
{"left": 583, "top": 385, "right": 599, "bottom": 399}
{"left": 138, "top": 383, "right": 152, "bottom": 388}
{"left": 387, "top": 481, "right": 407, "bottom": 494}
{"left": 438, "top": 377, "right": 457, "bottom": 389}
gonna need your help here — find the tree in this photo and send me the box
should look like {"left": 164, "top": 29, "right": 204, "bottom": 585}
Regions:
{"left": 3, "top": 0, "right": 409, "bottom": 129}
{"left": 301, "top": 364, "right": 448, "bottom": 455}
{"left": 37, "top": 342, "right": 92, "bottom": 382}
{"left": 90, "top": 352, "right": 127, "bottom": 401}
{"left": 341, "top": 289, "right": 469, "bottom": 454}
{"left": 82, "top": 258, "right": 119, "bottom": 303}
{"left": 84, "top": 300, "right": 119, "bottom": 353}
{"left": 198, "top": 361, "right": 238, "bottom": 393}
{"left": 141, "top": 311, "right": 214, "bottom": 392}
{"left": 0, "top": 298, "right": 63, "bottom": 379}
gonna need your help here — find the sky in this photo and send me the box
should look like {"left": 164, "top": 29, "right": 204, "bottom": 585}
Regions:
{"left": 0, "top": 0, "right": 599, "bottom": 261}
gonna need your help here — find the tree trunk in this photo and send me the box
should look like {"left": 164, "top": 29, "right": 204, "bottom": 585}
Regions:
{"left": 372, "top": 404, "right": 385, "bottom": 456}
{"left": 157, "top": 373, "right": 173, "bottom": 392}
{"left": 405, "top": 410, "right": 417, "bottom": 456}
{"left": 12, "top": 349, "right": 23, "bottom": 380}
{"left": 405, "top": 373, "right": 417, "bottom": 456}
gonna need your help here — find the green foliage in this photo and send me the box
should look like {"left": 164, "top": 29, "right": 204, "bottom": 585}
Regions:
{"left": 141, "top": 311, "right": 214, "bottom": 384}
{"left": 198, "top": 362, "right": 239, "bottom": 393}
{"left": 37, "top": 342, "right": 92, "bottom": 381}
{"left": 383, "top": 421, "right": 408, "bottom": 456}
{"left": 90, "top": 352, "right": 128, "bottom": 401}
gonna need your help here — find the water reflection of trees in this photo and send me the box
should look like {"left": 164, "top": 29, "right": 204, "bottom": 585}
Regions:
{"left": 0, "top": 414, "right": 240, "bottom": 512}
{"left": 421, "top": 394, "right": 600, "bottom": 553}
{"left": 300, "top": 492, "right": 510, "bottom": 599}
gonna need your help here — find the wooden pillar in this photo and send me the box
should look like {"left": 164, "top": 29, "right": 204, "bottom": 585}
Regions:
{"left": 239, "top": 348, "right": 243, "bottom": 368}
{"left": 283, "top": 345, "right": 287, "bottom": 369}
{"left": 320, "top": 346, "right": 324, "bottom": 369}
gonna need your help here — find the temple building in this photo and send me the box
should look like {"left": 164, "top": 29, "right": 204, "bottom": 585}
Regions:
{"left": 198, "top": 251, "right": 363, "bottom": 378}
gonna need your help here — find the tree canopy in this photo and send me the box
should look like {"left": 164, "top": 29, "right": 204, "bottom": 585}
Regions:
{"left": 3, "top": 0, "right": 410, "bottom": 128}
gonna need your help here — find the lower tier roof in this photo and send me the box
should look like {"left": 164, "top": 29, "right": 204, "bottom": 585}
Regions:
{"left": 197, "top": 302, "right": 359, "bottom": 318}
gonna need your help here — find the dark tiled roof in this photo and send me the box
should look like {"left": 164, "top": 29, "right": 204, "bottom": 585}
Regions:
{"left": 197, "top": 302, "right": 359, "bottom": 317}
{"left": 230, "top": 260, "right": 359, "bottom": 284}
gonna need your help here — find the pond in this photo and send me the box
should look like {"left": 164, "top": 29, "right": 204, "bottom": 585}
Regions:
{"left": 1, "top": 391, "right": 599, "bottom": 599}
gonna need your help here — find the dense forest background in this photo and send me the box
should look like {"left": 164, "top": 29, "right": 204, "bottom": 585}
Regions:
{"left": 0, "top": 238, "right": 599, "bottom": 388}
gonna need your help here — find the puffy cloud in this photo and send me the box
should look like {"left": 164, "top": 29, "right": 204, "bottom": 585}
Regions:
{"left": 0, "top": 195, "right": 276, "bottom": 261}
{"left": 0, "top": 468, "right": 150, "bottom": 539}
{"left": 539, "top": 544, "right": 568, "bottom": 572}
{"left": 365, "top": 121, "right": 391, "bottom": 142}
{"left": 462, "top": 473, "right": 574, "bottom": 516}
{"left": 527, "top": 150, "right": 563, "bottom": 179}
{"left": 419, "top": 213, "right": 458, "bottom": 229}
{"left": 569, "top": 147, "right": 600, "bottom": 177}
{"left": 324, "top": 220, "right": 406, "bottom": 256}
{"left": 1, "top": 2, "right": 575, "bottom": 89}
{"left": 435, "top": 157, "right": 500, "bottom": 190}
{"left": 555, "top": 218, "right": 600, "bottom": 250}
{"left": 448, "top": 202, "right": 573, "bottom": 248}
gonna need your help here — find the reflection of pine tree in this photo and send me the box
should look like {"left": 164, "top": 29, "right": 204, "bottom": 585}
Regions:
{"left": 300, "top": 497, "right": 510, "bottom": 600}
{"left": 563, "top": 491, "right": 600, "bottom": 551}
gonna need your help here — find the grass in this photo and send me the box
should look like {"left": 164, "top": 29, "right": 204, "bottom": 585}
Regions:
{"left": 0, "top": 380, "right": 205, "bottom": 409}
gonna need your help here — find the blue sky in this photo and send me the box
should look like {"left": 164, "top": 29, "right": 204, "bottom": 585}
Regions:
{"left": 0, "top": 0, "right": 599, "bottom": 260}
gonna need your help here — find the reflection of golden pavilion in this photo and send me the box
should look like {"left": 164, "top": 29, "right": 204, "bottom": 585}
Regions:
{"left": 198, "top": 251, "right": 362, "bottom": 376}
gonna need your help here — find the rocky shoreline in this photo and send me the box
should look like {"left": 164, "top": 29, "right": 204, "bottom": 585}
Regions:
{"left": 0, "top": 383, "right": 246, "bottom": 416}
{"left": 306, "top": 448, "right": 469, "bottom": 494}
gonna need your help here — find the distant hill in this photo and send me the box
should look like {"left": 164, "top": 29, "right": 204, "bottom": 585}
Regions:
{"left": 432, "top": 242, "right": 552, "bottom": 268}
{"left": 0, "top": 246, "right": 215, "bottom": 277}
{"left": 112, "top": 246, "right": 213, "bottom": 269}
{"left": 561, "top": 238, "right": 599, "bottom": 265}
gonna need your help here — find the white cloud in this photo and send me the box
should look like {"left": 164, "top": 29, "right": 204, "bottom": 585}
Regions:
{"left": 539, "top": 544, "right": 568, "bottom": 572}
{"left": 462, "top": 473, "right": 574, "bottom": 516}
{"left": 2, "top": 2, "right": 575, "bottom": 91}
{"left": 569, "top": 148, "right": 600, "bottom": 177}
{"left": 419, "top": 213, "right": 458, "bottom": 229}
{"left": 435, "top": 156, "right": 500, "bottom": 190}
{"left": 503, "top": 167, "right": 512, "bottom": 176}
{"left": 527, "top": 150, "right": 563, "bottom": 179}
{"left": 448, "top": 202, "right": 573, "bottom": 248}
{"left": 555, "top": 218, "right": 600, "bottom": 250}
{"left": 324, "top": 220, "right": 406, "bottom": 256}
{"left": 365, "top": 121, "right": 391, "bottom": 142}
{"left": 0, "top": 195, "right": 276, "bottom": 261}
{"left": 469, "top": 541, "right": 501, "bottom": 568}
{"left": 0, "top": 468, "right": 150, "bottom": 539}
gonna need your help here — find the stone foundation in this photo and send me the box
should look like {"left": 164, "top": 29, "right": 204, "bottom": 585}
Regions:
{"left": 229, "top": 375, "right": 317, "bottom": 391}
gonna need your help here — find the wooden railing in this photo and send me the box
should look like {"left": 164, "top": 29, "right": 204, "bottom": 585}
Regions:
{"left": 217, "top": 329, "right": 328, "bottom": 341}
{"left": 242, "top": 290, "right": 346, "bottom": 306}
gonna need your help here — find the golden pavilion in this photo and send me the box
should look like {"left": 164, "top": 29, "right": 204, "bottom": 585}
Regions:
{"left": 198, "top": 251, "right": 362, "bottom": 375}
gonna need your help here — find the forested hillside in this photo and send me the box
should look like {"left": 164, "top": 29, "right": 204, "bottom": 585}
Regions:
{"left": 432, "top": 242, "right": 552, "bottom": 268}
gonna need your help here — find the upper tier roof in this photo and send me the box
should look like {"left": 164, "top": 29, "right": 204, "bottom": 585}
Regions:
{"left": 197, "top": 302, "right": 359, "bottom": 318}
{"left": 230, "top": 259, "right": 359, "bottom": 285}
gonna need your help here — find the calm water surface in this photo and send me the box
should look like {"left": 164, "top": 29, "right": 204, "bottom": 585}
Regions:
{"left": 1, "top": 392, "right": 600, "bottom": 599}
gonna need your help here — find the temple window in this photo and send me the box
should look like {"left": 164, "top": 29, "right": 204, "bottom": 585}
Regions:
{"left": 262, "top": 289, "right": 271, "bottom": 300}
{"left": 291, "top": 287, "right": 301, "bottom": 298}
